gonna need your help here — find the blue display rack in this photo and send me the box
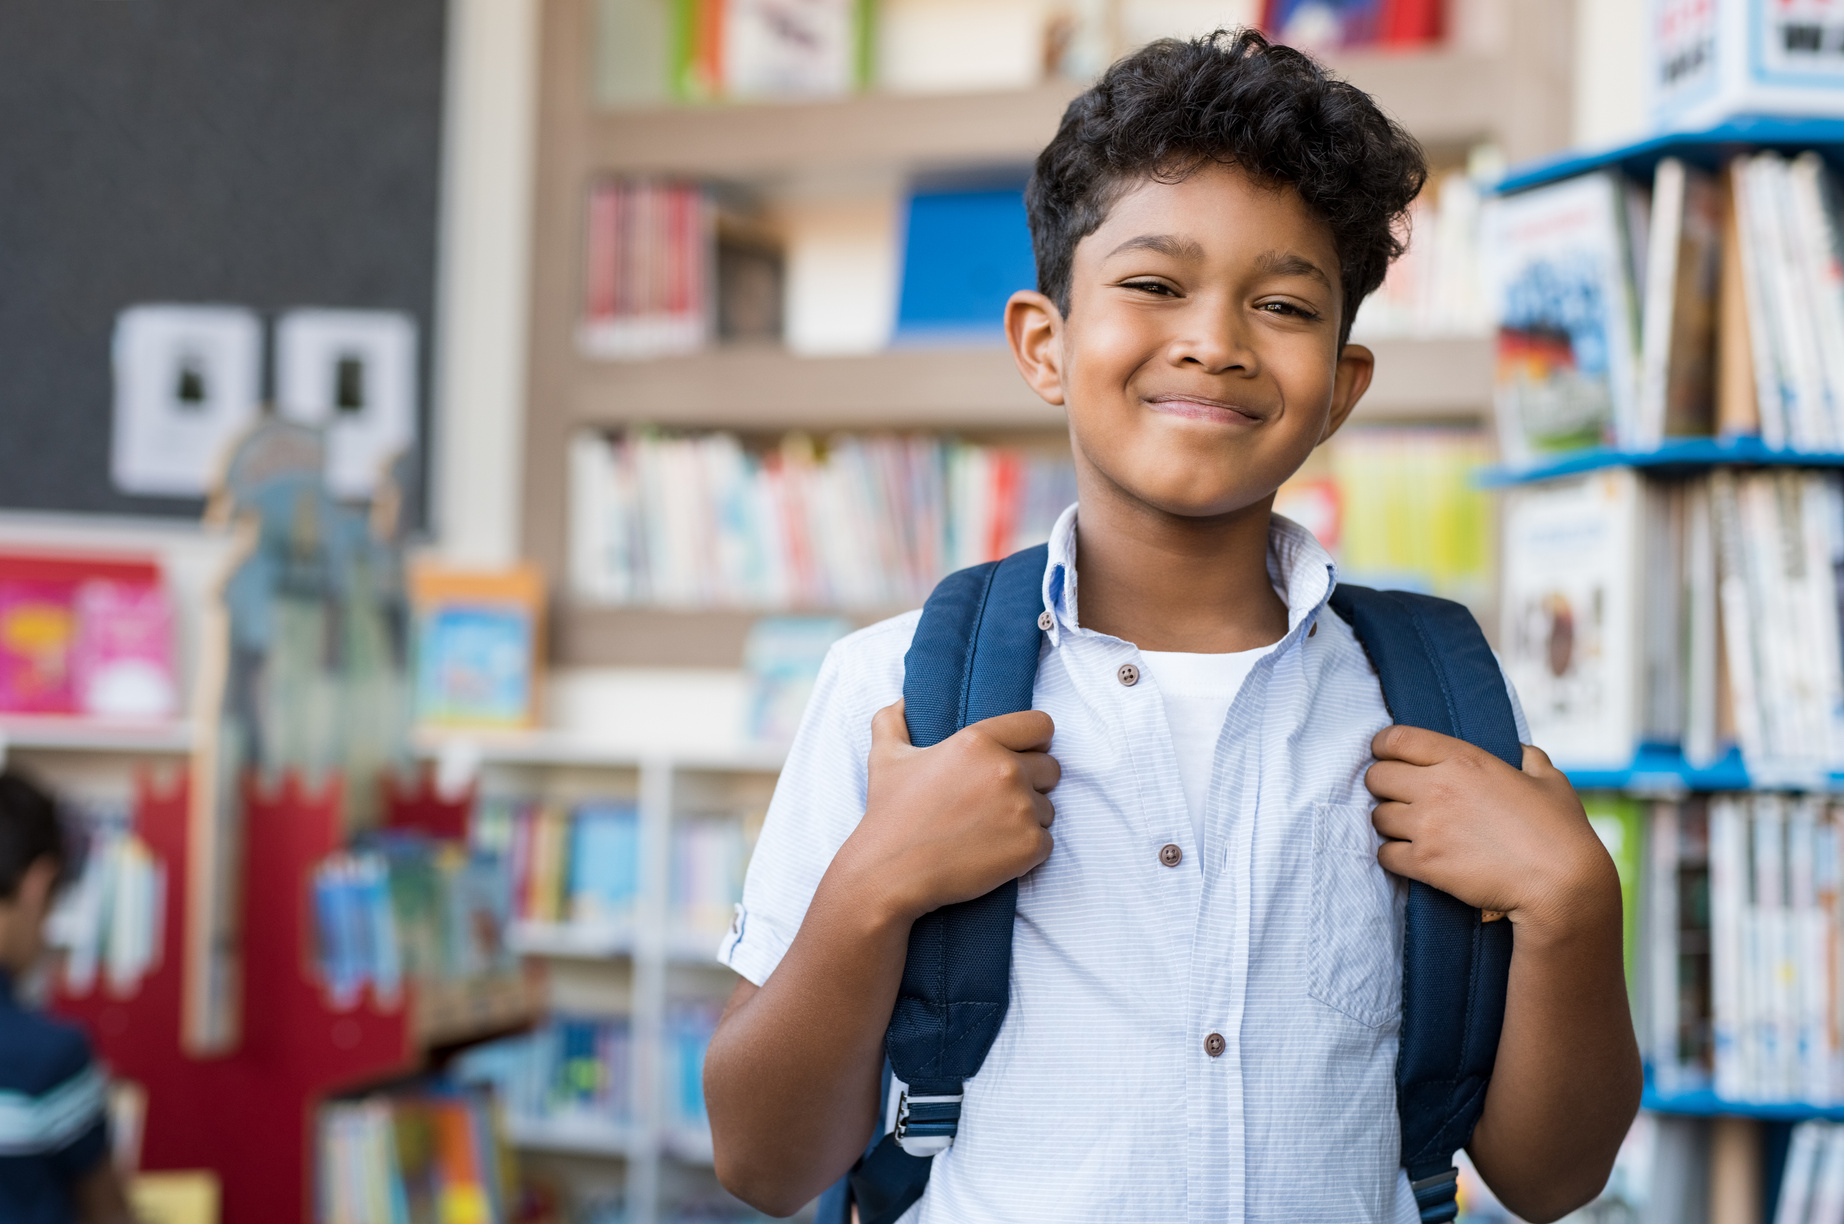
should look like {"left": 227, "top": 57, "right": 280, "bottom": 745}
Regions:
{"left": 1562, "top": 744, "right": 1754, "bottom": 794}
{"left": 1644, "top": 1080, "right": 1844, "bottom": 1124}
{"left": 1481, "top": 438, "right": 1844, "bottom": 488}
{"left": 1497, "top": 115, "right": 1844, "bottom": 196}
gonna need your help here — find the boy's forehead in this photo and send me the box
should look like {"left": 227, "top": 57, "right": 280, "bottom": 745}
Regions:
{"left": 1078, "top": 163, "right": 1334, "bottom": 263}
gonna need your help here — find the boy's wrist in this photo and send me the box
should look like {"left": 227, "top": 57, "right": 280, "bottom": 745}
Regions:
{"left": 1504, "top": 841, "right": 1622, "bottom": 952}
{"left": 821, "top": 833, "right": 927, "bottom": 934}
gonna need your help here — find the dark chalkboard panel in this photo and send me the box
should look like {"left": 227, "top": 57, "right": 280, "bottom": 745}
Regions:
{"left": 0, "top": 0, "right": 447, "bottom": 518}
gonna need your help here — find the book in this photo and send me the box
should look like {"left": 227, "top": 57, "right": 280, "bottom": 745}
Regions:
{"left": 317, "top": 1088, "right": 506, "bottom": 1224}
{"left": 579, "top": 179, "right": 713, "bottom": 360}
{"left": 409, "top": 564, "right": 544, "bottom": 731}
{"left": 744, "top": 615, "right": 852, "bottom": 744}
{"left": 0, "top": 553, "right": 175, "bottom": 719}
{"left": 568, "top": 802, "right": 642, "bottom": 926}
{"left": 1585, "top": 795, "right": 1647, "bottom": 1002}
{"left": 486, "top": 797, "right": 642, "bottom": 932}
{"left": 47, "top": 799, "right": 167, "bottom": 1000}
{"left": 454, "top": 1016, "right": 635, "bottom": 1129}
{"left": 893, "top": 186, "right": 1037, "bottom": 343}
{"left": 571, "top": 429, "right": 1076, "bottom": 611}
{"left": 1498, "top": 470, "right": 1644, "bottom": 770}
{"left": 1484, "top": 172, "right": 1642, "bottom": 463}
{"left": 672, "top": 816, "right": 748, "bottom": 936}
{"left": 1636, "top": 158, "right": 1722, "bottom": 446}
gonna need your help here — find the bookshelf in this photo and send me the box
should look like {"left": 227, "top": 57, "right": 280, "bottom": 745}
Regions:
{"left": 1487, "top": 117, "right": 1844, "bottom": 1218}
{"left": 519, "top": 0, "right": 1577, "bottom": 672}
{"left": 427, "top": 737, "right": 782, "bottom": 1224}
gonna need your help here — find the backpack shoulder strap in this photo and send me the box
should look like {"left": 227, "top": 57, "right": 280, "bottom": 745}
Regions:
{"left": 1329, "top": 584, "right": 1520, "bottom": 1224}
{"left": 827, "top": 543, "right": 1049, "bottom": 1224}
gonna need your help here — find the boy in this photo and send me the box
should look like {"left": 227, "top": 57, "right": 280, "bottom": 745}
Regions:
{"left": 0, "top": 773, "right": 136, "bottom": 1224}
{"left": 706, "top": 30, "right": 1640, "bottom": 1223}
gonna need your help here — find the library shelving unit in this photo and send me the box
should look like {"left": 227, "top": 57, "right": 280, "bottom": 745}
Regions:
{"left": 520, "top": 0, "right": 1577, "bottom": 670}
{"left": 16, "top": 726, "right": 537, "bottom": 1224}
{"left": 1489, "top": 116, "right": 1844, "bottom": 1220}
{"left": 417, "top": 732, "right": 784, "bottom": 1224}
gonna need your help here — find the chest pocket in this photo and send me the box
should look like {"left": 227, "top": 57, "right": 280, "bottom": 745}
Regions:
{"left": 1308, "top": 802, "right": 1404, "bottom": 1029}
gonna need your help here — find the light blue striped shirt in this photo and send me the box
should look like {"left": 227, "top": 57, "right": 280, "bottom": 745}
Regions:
{"left": 720, "top": 506, "right": 1529, "bottom": 1223}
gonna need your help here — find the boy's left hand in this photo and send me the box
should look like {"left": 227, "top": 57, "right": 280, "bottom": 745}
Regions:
{"left": 1365, "top": 725, "right": 1618, "bottom": 937}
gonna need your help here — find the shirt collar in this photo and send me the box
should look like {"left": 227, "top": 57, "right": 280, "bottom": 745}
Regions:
{"left": 1039, "top": 504, "right": 1338, "bottom": 644}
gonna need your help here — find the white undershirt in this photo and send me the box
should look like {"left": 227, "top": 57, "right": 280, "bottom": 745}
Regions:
{"left": 1136, "top": 643, "right": 1278, "bottom": 846}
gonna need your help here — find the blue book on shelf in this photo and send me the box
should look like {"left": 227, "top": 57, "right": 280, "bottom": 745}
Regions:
{"left": 570, "top": 802, "right": 639, "bottom": 924}
{"left": 894, "top": 187, "right": 1036, "bottom": 343}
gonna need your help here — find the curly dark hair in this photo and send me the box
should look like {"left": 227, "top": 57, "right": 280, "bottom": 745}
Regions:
{"left": 1026, "top": 29, "right": 1427, "bottom": 343}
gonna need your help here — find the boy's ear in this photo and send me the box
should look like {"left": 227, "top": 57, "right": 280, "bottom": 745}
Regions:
{"left": 1321, "top": 342, "right": 1375, "bottom": 444}
{"left": 1005, "top": 290, "right": 1066, "bottom": 407}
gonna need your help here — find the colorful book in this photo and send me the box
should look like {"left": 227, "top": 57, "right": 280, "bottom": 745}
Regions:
{"left": 1484, "top": 172, "right": 1642, "bottom": 463}
{"left": 410, "top": 563, "right": 544, "bottom": 731}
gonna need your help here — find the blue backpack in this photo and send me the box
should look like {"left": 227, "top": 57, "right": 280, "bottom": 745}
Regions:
{"left": 816, "top": 543, "right": 1520, "bottom": 1224}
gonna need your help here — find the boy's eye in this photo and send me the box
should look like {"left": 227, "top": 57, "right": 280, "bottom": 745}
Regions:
{"left": 1257, "top": 300, "right": 1320, "bottom": 320}
{"left": 1121, "top": 279, "right": 1179, "bottom": 297}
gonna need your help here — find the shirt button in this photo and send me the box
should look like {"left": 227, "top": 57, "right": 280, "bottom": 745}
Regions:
{"left": 1037, "top": 610, "right": 1054, "bottom": 631}
{"left": 1117, "top": 663, "right": 1139, "bottom": 687}
{"left": 1204, "top": 1032, "right": 1226, "bottom": 1058}
{"left": 1159, "top": 843, "right": 1182, "bottom": 868}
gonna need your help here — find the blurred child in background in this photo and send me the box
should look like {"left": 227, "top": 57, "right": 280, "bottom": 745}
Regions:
{"left": 0, "top": 773, "right": 136, "bottom": 1224}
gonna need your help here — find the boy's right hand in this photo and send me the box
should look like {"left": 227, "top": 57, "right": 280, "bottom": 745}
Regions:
{"left": 837, "top": 699, "right": 1059, "bottom": 924}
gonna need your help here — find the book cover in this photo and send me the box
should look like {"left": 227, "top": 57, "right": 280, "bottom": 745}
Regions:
{"left": 410, "top": 563, "right": 544, "bottom": 731}
{"left": 72, "top": 578, "right": 178, "bottom": 720}
{"left": 569, "top": 802, "right": 640, "bottom": 925}
{"left": 1637, "top": 158, "right": 1721, "bottom": 445}
{"left": 1499, "top": 469, "right": 1644, "bottom": 770}
{"left": 1484, "top": 173, "right": 1641, "bottom": 463}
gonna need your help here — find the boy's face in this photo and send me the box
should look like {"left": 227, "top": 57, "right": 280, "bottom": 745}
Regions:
{"left": 0, "top": 857, "right": 59, "bottom": 977}
{"left": 1007, "top": 161, "right": 1372, "bottom": 520}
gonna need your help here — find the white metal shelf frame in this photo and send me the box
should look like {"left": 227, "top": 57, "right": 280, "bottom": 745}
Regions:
{"left": 446, "top": 738, "right": 786, "bottom": 1224}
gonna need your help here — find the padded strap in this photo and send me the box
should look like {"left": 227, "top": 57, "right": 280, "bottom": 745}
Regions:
{"left": 1329, "top": 585, "right": 1519, "bottom": 1216}
{"left": 886, "top": 544, "right": 1047, "bottom": 1089}
{"left": 828, "top": 545, "right": 1049, "bottom": 1220}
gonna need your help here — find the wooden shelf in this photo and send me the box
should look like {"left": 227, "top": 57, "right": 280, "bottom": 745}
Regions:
{"left": 410, "top": 970, "right": 541, "bottom": 1048}
{"left": 582, "top": 49, "right": 1521, "bottom": 182}
{"left": 565, "top": 335, "right": 1488, "bottom": 431}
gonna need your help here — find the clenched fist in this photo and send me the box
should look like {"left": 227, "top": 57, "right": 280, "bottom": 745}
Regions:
{"left": 1364, "top": 725, "right": 1619, "bottom": 940}
{"left": 831, "top": 699, "right": 1061, "bottom": 925}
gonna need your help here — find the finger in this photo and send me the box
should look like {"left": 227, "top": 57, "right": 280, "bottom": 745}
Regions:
{"left": 1520, "top": 743, "right": 1559, "bottom": 778}
{"left": 1031, "top": 828, "right": 1055, "bottom": 869}
{"left": 1371, "top": 724, "right": 1467, "bottom": 767}
{"left": 968, "top": 709, "right": 1055, "bottom": 754}
{"left": 1363, "top": 759, "right": 1425, "bottom": 804}
{"left": 1376, "top": 838, "right": 1418, "bottom": 880}
{"left": 1370, "top": 799, "right": 1417, "bottom": 842}
{"left": 1019, "top": 750, "right": 1062, "bottom": 794}
{"left": 870, "top": 700, "right": 912, "bottom": 751}
{"left": 1033, "top": 792, "right": 1056, "bottom": 828}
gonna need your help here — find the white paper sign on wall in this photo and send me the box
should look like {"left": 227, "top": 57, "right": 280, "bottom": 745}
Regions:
{"left": 111, "top": 304, "right": 263, "bottom": 497}
{"left": 275, "top": 309, "right": 418, "bottom": 499}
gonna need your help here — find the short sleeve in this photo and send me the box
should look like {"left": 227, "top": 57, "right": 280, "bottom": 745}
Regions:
{"left": 1492, "top": 650, "right": 1532, "bottom": 746}
{"left": 717, "top": 612, "right": 916, "bottom": 986}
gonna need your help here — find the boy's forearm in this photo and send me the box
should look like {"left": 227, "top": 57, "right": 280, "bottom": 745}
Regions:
{"left": 705, "top": 846, "right": 917, "bottom": 1217}
{"left": 1465, "top": 869, "right": 1642, "bottom": 1224}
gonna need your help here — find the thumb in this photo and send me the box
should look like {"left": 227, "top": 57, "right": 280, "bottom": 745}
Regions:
{"left": 871, "top": 699, "right": 912, "bottom": 754}
{"left": 1520, "top": 743, "right": 1558, "bottom": 778}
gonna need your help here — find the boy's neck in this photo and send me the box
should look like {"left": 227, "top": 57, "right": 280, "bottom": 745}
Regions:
{"left": 1072, "top": 481, "right": 1290, "bottom": 654}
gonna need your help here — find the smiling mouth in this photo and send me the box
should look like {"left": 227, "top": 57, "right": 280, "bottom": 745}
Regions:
{"left": 1143, "top": 395, "right": 1268, "bottom": 425}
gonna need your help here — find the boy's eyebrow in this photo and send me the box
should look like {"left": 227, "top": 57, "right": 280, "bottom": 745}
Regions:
{"left": 1253, "top": 249, "right": 1333, "bottom": 288}
{"left": 1105, "top": 233, "right": 1207, "bottom": 262}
